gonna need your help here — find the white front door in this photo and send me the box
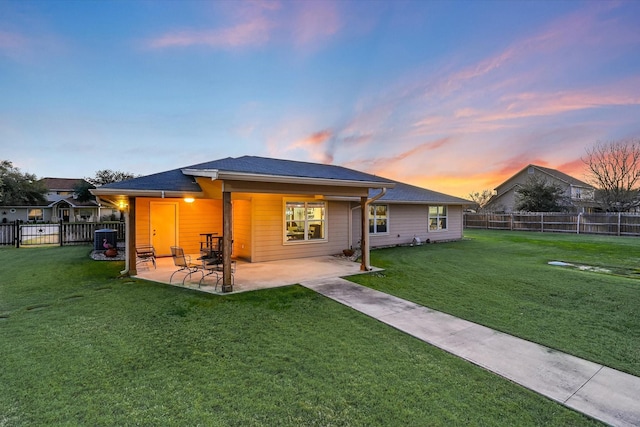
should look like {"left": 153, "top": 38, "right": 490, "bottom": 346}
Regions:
{"left": 150, "top": 202, "right": 178, "bottom": 257}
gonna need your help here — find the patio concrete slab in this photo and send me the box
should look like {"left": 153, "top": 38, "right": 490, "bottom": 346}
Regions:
{"left": 303, "top": 278, "right": 640, "bottom": 427}
{"left": 134, "top": 255, "right": 377, "bottom": 294}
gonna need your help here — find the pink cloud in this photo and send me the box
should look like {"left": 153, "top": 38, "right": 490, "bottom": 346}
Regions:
{"left": 148, "top": 17, "right": 274, "bottom": 49}
{"left": 146, "top": 0, "right": 344, "bottom": 51}
{"left": 0, "top": 30, "right": 28, "bottom": 50}
{"left": 290, "top": 1, "right": 342, "bottom": 48}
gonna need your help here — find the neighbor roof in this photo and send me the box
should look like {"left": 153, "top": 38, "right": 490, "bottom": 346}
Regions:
{"left": 40, "top": 177, "right": 89, "bottom": 191}
{"left": 533, "top": 165, "right": 592, "bottom": 188}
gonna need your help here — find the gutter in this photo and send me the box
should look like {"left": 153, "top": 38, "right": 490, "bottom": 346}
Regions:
{"left": 182, "top": 168, "right": 395, "bottom": 189}
{"left": 361, "top": 188, "right": 387, "bottom": 271}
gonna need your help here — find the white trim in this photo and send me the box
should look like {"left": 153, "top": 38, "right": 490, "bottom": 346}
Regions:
{"left": 428, "top": 205, "right": 448, "bottom": 232}
{"left": 283, "top": 199, "right": 328, "bottom": 244}
{"left": 369, "top": 203, "right": 389, "bottom": 235}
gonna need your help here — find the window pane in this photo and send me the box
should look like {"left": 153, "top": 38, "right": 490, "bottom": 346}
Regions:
{"left": 429, "top": 218, "right": 438, "bottom": 230}
{"left": 309, "top": 220, "right": 324, "bottom": 239}
{"left": 285, "top": 201, "right": 326, "bottom": 241}
{"left": 429, "top": 206, "right": 438, "bottom": 215}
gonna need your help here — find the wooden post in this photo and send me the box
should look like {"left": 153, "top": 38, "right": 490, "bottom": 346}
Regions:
{"left": 59, "top": 219, "right": 63, "bottom": 247}
{"left": 360, "top": 197, "right": 369, "bottom": 271}
{"left": 222, "top": 191, "right": 233, "bottom": 292}
{"left": 127, "top": 197, "right": 137, "bottom": 276}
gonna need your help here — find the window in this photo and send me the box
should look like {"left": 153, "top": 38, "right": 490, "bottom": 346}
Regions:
{"left": 285, "top": 201, "right": 326, "bottom": 242}
{"left": 369, "top": 204, "right": 388, "bottom": 234}
{"left": 28, "top": 209, "right": 43, "bottom": 222}
{"left": 428, "top": 206, "right": 447, "bottom": 231}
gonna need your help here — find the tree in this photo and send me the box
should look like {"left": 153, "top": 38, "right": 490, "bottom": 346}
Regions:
{"left": 0, "top": 160, "right": 48, "bottom": 206}
{"left": 86, "top": 169, "right": 138, "bottom": 186}
{"left": 582, "top": 139, "right": 640, "bottom": 212}
{"left": 73, "top": 180, "right": 96, "bottom": 202}
{"left": 514, "top": 175, "right": 567, "bottom": 212}
{"left": 468, "top": 189, "right": 493, "bottom": 212}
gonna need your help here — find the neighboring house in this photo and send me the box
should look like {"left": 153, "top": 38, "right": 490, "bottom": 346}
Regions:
{"left": 91, "top": 156, "right": 471, "bottom": 282}
{"left": 0, "top": 178, "right": 116, "bottom": 224}
{"left": 484, "top": 164, "right": 597, "bottom": 213}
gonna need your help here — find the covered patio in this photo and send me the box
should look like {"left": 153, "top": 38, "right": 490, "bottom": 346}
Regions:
{"left": 134, "top": 254, "right": 379, "bottom": 294}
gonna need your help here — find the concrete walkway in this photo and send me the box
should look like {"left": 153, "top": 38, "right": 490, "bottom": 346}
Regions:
{"left": 302, "top": 278, "right": 640, "bottom": 427}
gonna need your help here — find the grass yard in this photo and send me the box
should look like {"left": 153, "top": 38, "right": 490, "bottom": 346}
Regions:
{"left": 0, "top": 245, "right": 600, "bottom": 426}
{"left": 350, "top": 229, "right": 640, "bottom": 377}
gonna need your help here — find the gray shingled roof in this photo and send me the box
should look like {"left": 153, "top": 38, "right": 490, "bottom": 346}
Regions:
{"left": 372, "top": 179, "right": 471, "bottom": 204}
{"left": 189, "top": 156, "right": 392, "bottom": 183}
{"left": 100, "top": 168, "right": 199, "bottom": 192}
{"left": 101, "top": 156, "right": 391, "bottom": 192}
{"left": 534, "top": 165, "right": 593, "bottom": 188}
{"left": 101, "top": 156, "right": 468, "bottom": 204}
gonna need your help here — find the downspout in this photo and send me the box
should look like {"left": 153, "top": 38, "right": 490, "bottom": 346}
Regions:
{"left": 120, "top": 205, "right": 130, "bottom": 276}
{"left": 361, "top": 188, "right": 387, "bottom": 271}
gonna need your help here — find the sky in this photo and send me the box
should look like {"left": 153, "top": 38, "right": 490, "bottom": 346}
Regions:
{"left": 1, "top": 0, "right": 639, "bottom": 198}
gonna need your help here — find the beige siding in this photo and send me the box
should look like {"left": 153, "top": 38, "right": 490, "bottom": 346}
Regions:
{"left": 135, "top": 197, "right": 222, "bottom": 256}
{"left": 232, "top": 199, "right": 252, "bottom": 261}
{"left": 352, "top": 203, "right": 464, "bottom": 248}
{"left": 251, "top": 194, "right": 350, "bottom": 262}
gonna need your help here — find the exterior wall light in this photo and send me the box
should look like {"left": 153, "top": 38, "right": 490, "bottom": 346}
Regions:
{"left": 184, "top": 197, "right": 195, "bottom": 203}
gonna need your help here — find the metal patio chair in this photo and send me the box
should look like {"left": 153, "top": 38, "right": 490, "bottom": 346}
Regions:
{"left": 169, "top": 246, "right": 203, "bottom": 285}
{"left": 135, "top": 245, "right": 156, "bottom": 269}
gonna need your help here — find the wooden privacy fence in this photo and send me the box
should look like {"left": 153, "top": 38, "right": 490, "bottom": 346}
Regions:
{"left": 464, "top": 212, "right": 640, "bottom": 236}
{"left": 0, "top": 221, "right": 125, "bottom": 247}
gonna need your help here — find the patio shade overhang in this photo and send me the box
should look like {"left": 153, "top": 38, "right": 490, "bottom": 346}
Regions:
{"left": 183, "top": 168, "right": 395, "bottom": 198}
{"left": 182, "top": 167, "right": 392, "bottom": 188}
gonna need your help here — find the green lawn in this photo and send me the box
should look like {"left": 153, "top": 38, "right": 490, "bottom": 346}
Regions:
{"left": 350, "top": 229, "right": 640, "bottom": 377}
{"left": 0, "top": 245, "right": 600, "bottom": 426}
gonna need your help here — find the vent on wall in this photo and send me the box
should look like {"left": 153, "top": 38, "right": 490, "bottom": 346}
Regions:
{"left": 528, "top": 167, "right": 535, "bottom": 174}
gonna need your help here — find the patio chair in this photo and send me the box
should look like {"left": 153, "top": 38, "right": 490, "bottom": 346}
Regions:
{"left": 199, "top": 256, "right": 236, "bottom": 290}
{"left": 135, "top": 245, "right": 156, "bottom": 269}
{"left": 170, "top": 246, "right": 203, "bottom": 285}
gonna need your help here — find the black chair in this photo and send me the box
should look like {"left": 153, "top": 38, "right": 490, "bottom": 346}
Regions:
{"left": 135, "top": 245, "right": 156, "bottom": 269}
{"left": 169, "top": 246, "right": 203, "bottom": 285}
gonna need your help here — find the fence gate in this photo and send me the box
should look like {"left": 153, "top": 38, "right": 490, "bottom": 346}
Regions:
{"left": 19, "top": 223, "right": 60, "bottom": 246}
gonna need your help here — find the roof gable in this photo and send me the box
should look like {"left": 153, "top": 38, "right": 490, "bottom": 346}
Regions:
{"left": 495, "top": 164, "right": 593, "bottom": 193}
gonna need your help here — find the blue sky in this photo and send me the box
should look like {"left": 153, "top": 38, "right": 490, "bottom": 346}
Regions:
{"left": 1, "top": 0, "right": 639, "bottom": 197}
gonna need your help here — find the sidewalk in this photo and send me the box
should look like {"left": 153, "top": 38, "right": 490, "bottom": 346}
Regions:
{"left": 302, "top": 278, "right": 640, "bottom": 427}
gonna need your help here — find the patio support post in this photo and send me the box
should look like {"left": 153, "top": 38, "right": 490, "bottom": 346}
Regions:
{"left": 222, "top": 191, "right": 233, "bottom": 292}
{"left": 360, "top": 196, "right": 369, "bottom": 271}
{"left": 127, "top": 197, "right": 136, "bottom": 276}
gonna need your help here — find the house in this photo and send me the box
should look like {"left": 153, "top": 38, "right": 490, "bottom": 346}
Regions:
{"left": 91, "top": 156, "right": 471, "bottom": 289}
{"left": 1, "top": 178, "right": 116, "bottom": 224}
{"left": 484, "top": 164, "right": 597, "bottom": 213}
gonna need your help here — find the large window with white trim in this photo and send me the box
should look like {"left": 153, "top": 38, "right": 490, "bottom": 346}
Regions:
{"left": 369, "top": 204, "right": 388, "bottom": 234}
{"left": 428, "top": 205, "right": 447, "bottom": 231}
{"left": 285, "top": 201, "right": 326, "bottom": 242}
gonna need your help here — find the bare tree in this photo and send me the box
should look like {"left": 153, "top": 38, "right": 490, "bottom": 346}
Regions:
{"left": 582, "top": 139, "right": 640, "bottom": 212}
{"left": 468, "top": 189, "right": 493, "bottom": 212}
